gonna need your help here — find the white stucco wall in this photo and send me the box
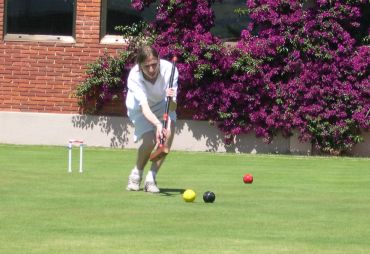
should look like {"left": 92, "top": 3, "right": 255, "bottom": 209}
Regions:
{"left": 1, "top": 111, "right": 368, "bottom": 156}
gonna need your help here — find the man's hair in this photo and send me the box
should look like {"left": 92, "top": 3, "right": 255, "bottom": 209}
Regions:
{"left": 136, "top": 45, "right": 159, "bottom": 65}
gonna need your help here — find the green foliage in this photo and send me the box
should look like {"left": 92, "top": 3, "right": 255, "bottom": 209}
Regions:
{"left": 194, "top": 63, "right": 221, "bottom": 80}
{"left": 306, "top": 116, "right": 363, "bottom": 155}
{"left": 218, "top": 111, "right": 232, "bottom": 119}
{"left": 75, "top": 50, "right": 131, "bottom": 113}
{"left": 115, "top": 21, "right": 156, "bottom": 52}
{"left": 363, "top": 35, "right": 370, "bottom": 44}
{"left": 232, "top": 51, "right": 261, "bottom": 74}
{"left": 234, "top": 7, "right": 250, "bottom": 16}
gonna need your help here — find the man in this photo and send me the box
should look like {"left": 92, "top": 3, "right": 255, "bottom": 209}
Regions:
{"left": 125, "top": 45, "right": 178, "bottom": 193}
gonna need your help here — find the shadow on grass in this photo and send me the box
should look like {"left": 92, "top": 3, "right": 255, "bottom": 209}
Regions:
{"left": 159, "top": 188, "right": 185, "bottom": 197}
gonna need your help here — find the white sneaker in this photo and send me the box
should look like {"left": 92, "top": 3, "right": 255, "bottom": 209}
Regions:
{"left": 144, "top": 181, "right": 160, "bottom": 193}
{"left": 126, "top": 172, "right": 141, "bottom": 191}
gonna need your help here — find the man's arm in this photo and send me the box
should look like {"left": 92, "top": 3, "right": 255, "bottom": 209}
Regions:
{"left": 141, "top": 102, "right": 164, "bottom": 143}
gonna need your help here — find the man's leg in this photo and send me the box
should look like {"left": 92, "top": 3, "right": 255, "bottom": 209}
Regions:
{"left": 136, "top": 131, "right": 156, "bottom": 170}
{"left": 127, "top": 131, "right": 156, "bottom": 191}
{"left": 144, "top": 122, "right": 176, "bottom": 193}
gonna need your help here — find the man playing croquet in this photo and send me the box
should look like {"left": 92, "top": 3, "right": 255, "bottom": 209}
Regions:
{"left": 125, "top": 45, "right": 178, "bottom": 193}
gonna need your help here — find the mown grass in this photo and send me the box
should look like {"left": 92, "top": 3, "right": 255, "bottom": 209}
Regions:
{"left": 0, "top": 144, "right": 369, "bottom": 254}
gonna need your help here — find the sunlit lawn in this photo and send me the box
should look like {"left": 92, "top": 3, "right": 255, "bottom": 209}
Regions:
{"left": 1, "top": 144, "right": 369, "bottom": 254}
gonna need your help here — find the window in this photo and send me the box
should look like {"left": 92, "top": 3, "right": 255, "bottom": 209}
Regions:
{"left": 100, "top": 0, "right": 157, "bottom": 44}
{"left": 211, "top": 0, "right": 250, "bottom": 40}
{"left": 4, "top": 0, "right": 76, "bottom": 42}
{"left": 100, "top": 0, "right": 248, "bottom": 44}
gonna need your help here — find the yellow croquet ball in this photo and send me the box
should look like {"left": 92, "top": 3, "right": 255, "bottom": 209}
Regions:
{"left": 182, "top": 189, "right": 196, "bottom": 202}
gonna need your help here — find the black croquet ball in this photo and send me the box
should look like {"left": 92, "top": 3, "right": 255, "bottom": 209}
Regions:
{"left": 203, "top": 191, "right": 216, "bottom": 203}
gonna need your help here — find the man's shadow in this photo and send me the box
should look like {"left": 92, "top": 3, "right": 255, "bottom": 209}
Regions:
{"left": 159, "top": 188, "right": 185, "bottom": 197}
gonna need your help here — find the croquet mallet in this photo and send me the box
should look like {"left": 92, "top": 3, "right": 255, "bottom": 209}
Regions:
{"left": 149, "top": 56, "right": 177, "bottom": 162}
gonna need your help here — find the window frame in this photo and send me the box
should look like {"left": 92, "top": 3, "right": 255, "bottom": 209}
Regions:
{"left": 3, "top": 0, "right": 77, "bottom": 43}
{"left": 100, "top": 0, "right": 129, "bottom": 44}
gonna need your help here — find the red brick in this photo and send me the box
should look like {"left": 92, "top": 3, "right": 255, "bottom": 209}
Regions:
{"left": 0, "top": 0, "right": 126, "bottom": 114}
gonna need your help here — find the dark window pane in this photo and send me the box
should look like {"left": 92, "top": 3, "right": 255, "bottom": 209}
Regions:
{"left": 106, "top": 0, "right": 156, "bottom": 35}
{"left": 6, "top": 0, "right": 75, "bottom": 36}
{"left": 212, "top": 0, "right": 249, "bottom": 40}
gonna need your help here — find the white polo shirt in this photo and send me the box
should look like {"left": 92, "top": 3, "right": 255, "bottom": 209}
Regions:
{"left": 125, "top": 59, "right": 178, "bottom": 141}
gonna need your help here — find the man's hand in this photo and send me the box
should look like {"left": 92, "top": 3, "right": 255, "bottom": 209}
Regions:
{"left": 155, "top": 123, "right": 163, "bottom": 144}
{"left": 163, "top": 128, "right": 171, "bottom": 140}
{"left": 155, "top": 121, "right": 172, "bottom": 145}
{"left": 166, "top": 88, "right": 175, "bottom": 97}
{"left": 166, "top": 88, "right": 177, "bottom": 111}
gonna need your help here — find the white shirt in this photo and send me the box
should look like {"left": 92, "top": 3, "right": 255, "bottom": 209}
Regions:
{"left": 126, "top": 59, "right": 178, "bottom": 113}
{"left": 125, "top": 59, "right": 179, "bottom": 141}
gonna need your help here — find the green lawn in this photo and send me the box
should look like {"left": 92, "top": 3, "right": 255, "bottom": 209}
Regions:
{"left": 1, "top": 144, "right": 369, "bottom": 254}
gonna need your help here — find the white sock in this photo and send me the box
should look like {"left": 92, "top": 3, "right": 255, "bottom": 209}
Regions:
{"left": 145, "top": 170, "right": 157, "bottom": 182}
{"left": 131, "top": 167, "right": 143, "bottom": 178}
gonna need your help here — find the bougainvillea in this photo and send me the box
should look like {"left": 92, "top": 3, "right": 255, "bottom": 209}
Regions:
{"left": 75, "top": 50, "right": 132, "bottom": 113}
{"left": 77, "top": 0, "right": 370, "bottom": 154}
{"left": 236, "top": 0, "right": 370, "bottom": 154}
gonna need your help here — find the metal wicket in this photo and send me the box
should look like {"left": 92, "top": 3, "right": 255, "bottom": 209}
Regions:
{"left": 68, "top": 139, "right": 84, "bottom": 173}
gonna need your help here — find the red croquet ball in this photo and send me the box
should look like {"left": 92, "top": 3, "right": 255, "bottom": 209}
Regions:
{"left": 243, "top": 174, "right": 253, "bottom": 184}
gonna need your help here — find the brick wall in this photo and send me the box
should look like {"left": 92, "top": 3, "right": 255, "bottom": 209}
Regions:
{"left": 0, "top": 0, "right": 124, "bottom": 114}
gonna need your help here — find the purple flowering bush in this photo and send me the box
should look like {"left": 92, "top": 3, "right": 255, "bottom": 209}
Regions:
{"left": 75, "top": 50, "right": 132, "bottom": 113}
{"left": 77, "top": 0, "right": 369, "bottom": 154}
{"left": 237, "top": 0, "right": 370, "bottom": 154}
